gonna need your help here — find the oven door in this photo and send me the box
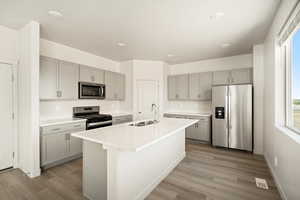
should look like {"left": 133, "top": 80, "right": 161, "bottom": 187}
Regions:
{"left": 79, "top": 82, "right": 105, "bottom": 99}
{"left": 87, "top": 120, "right": 112, "bottom": 130}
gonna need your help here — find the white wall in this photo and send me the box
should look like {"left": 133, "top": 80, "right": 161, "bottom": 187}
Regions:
{"left": 166, "top": 54, "right": 253, "bottom": 113}
{"left": 119, "top": 60, "right": 133, "bottom": 112}
{"left": 18, "top": 21, "right": 40, "bottom": 177}
{"left": 119, "top": 60, "right": 166, "bottom": 119}
{"left": 39, "top": 39, "right": 122, "bottom": 120}
{"left": 0, "top": 25, "right": 18, "bottom": 63}
{"left": 263, "top": 0, "right": 300, "bottom": 199}
{"left": 253, "top": 44, "right": 264, "bottom": 155}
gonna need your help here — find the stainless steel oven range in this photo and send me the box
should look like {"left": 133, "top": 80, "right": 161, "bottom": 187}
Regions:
{"left": 73, "top": 106, "right": 112, "bottom": 130}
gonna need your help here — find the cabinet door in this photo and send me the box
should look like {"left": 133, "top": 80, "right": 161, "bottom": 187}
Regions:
{"left": 186, "top": 124, "right": 196, "bottom": 139}
{"left": 198, "top": 121, "right": 210, "bottom": 141}
{"left": 79, "top": 65, "right": 102, "bottom": 83}
{"left": 189, "top": 73, "right": 200, "bottom": 100}
{"left": 176, "top": 74, "right": 189, "bottom": 100}
{"left": 69, "top": 135, "right": 82, "bottom": 156}
{"left": 213, "top": 70, "right": 231, "bottom": 85}
{"left": 116, "top": 73, "right": 125, "bottom": 100}
{"left": 199, "top": 72, "right": 213, "bottom": 100}
{"left": 40, "top": 57, "right": 59, "bottom": 99}
{"left": 42, "top": 133, "right": 68, "bottom": 165}
{"left": 189, "top": 72, "right": 212, "bottom": 100}
{"left": 59, "top": 61, "right": 79, "bottom": 99}
{"left": 230, "top": 68, "right": 252, "bottom": 84}
{"left": 104, "top": 71, "right": 116, "bottom": 100}
{"left": 168, "top": 76, "right": 176, "bottom": 100}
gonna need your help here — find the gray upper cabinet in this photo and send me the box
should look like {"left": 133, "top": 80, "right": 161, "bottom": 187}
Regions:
{"left": 40, "top": 56, "right": 79, "bottom": 100}
{"left": 230, "top": 68, "right": 252, "bottom": 84}
{"left": 40, "top": 57, "right": 59, "bottom": 100}
{"left": 59, "top": 61, "right": 79, "bottom": 99}
{"left": 213, "top": 68, "right": 253, "bottom": 85}
{"left": 189, "top": 72, "right": 212, "bottom": 101}
{"left": 167, "top": 76, "right": 177, "bottom": 100}
{"left": 212, "top": 70, "right": 231, "bottom": 85}
{"left": 105, "top": 71, "right": 125, "bottom": 100}
{"left": 79, "top": 65, "right": 104, "bottom": 84}
{"left": 168, "top": 74, "right": 189, "bottom": 100}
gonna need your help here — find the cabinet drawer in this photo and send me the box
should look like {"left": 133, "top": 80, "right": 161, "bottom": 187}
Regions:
{"left": 41, "top": 122, "right": 86, "bottom": 135}
{"left": 113, "top": 115, "right": 133, "bottom": 125}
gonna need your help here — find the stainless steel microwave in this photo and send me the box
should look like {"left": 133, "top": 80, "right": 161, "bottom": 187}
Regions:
{"left": 78, "top": 82, "right": 105, "bottom": 99}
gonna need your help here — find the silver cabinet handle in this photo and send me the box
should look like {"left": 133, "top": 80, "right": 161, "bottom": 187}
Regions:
{"left": 56, "top": 91, "right": 62, "bottom": 97}
{"left": 87, "top": 120, "right": 112, "bottom": 128}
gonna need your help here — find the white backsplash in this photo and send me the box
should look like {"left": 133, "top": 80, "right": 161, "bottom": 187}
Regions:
{"left": 165, "top": 101, "right": 212, "bottom": 114}
{"left": 40, "top": 100, "right": 120, "bottom": 121}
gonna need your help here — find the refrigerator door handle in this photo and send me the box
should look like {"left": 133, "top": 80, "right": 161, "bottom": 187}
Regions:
{"left": 228, "top": 88, "right": 232, "bottom": 130}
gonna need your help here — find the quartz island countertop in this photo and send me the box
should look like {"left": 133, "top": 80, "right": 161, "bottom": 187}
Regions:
{"left": 72, "top": 117, "right": 197, "bottom": 152}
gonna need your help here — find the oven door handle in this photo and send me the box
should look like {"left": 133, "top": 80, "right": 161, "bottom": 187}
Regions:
{"left": 87, "top": 120, "right": 112, "bottom": 127}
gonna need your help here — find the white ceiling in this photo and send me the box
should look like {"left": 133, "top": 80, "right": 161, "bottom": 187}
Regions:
{"left": 0, "top": 0, "right": 280, "bottom": 64}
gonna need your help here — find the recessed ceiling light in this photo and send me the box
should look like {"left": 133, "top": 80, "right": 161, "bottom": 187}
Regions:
{"left": 48, "top": 10, "right": 63, "bottom": 17}
{"left": 117, "top": 42, "right": 126, "bottom": 47}
{"left": 221, "top": 43, "right": 231, "bottom": 48}
{"left": 167, "top": 54, "right": 175, "bottom": 57}
{"left": 210, "top": 12, "right": 225, "bottom": 20}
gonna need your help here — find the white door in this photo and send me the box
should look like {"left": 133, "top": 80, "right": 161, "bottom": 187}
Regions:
{"left": 137, "top": 80, "right": 159, "bottom": 120}
{"left": 0, "top": 63, "right": 14, "bottom": 170}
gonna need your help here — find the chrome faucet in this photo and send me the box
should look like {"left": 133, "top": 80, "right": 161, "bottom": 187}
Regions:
{"left": 151, "top": 103, "right": 160, "bottom": 122}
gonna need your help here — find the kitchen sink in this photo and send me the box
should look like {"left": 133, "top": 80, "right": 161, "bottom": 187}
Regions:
{"left": 129, "top": 120, "right": 159, "bottom": 127}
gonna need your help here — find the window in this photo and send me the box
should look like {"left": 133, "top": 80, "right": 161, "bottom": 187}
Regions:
{"left": 286, "top": 28, "right": 300, "bottom": 133}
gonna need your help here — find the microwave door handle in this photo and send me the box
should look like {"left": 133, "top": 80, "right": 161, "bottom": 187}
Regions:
{"left": 99, "top": 87, "right": 102, "bottom": 96}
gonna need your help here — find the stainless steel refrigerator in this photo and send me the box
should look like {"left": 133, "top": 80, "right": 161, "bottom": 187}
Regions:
{"left": 212, "top": 84, "right": 253, "bottom": 151}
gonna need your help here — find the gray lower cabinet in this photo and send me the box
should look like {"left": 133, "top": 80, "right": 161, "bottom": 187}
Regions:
{"left": 167, "top": 74, "right": 189, "bottom": 100}
{"left": 112, "top": 115, "right": 133, "bottom": 125}
{"left": 164, "top": 114, "right": 211, "bottom": 142}
{"left": 189, "top": 72, "right": 212, "bottom": 101}
{"left": 40, "top": 122, "right": 86, "bottom": 168}
{"left": 105, "top": 71, "right": 125, "bottom": 100}
{"left": 79, "top": 65, "right": 104, "bottom": 84}
{"left": 40, "top": 56, "right": 79, "bottom": 100}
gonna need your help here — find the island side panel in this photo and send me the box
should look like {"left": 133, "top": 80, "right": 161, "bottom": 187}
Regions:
{"left": 83, "top": 140, "right": 107, "bottom": 200}
{"left": 107, "top": 129, "right": 186, "bottom": 200}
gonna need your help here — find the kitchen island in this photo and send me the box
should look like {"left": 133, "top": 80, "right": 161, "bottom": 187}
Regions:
{"left": 72, "top": 117, "right": 197, "bottom": 200}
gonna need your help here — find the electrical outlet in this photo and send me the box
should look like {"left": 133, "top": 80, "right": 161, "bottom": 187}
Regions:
{"left": 274, "top": 156, "right": 278, "bottom": 167}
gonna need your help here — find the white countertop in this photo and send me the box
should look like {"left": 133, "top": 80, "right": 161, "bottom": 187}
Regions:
{"left": 72, "top": 117, "right": 197, "bottom": 152}
{"left": 164, "top": 112, "right": 212, "bottom": 117}
{"left": 40, "top": 118, "right": 86, "bottom": 127}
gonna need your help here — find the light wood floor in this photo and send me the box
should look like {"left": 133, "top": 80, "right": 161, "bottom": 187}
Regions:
{"left": 0, "top": 142, "right": 281, "bottom": 200}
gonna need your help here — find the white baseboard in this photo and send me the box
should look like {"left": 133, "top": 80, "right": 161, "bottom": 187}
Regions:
{"left": 265, "top": 155, "right": 287, "bottom": 200}
{"left": 135, "top": 152, "right": 186, "bottom": 200}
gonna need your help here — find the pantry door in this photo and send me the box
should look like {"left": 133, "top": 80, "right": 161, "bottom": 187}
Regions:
{"left": 136, "top": 80, "right": 159, "bottom": 120}
{"left": 0, "top": 63, "right": 14, "bottom": 170}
